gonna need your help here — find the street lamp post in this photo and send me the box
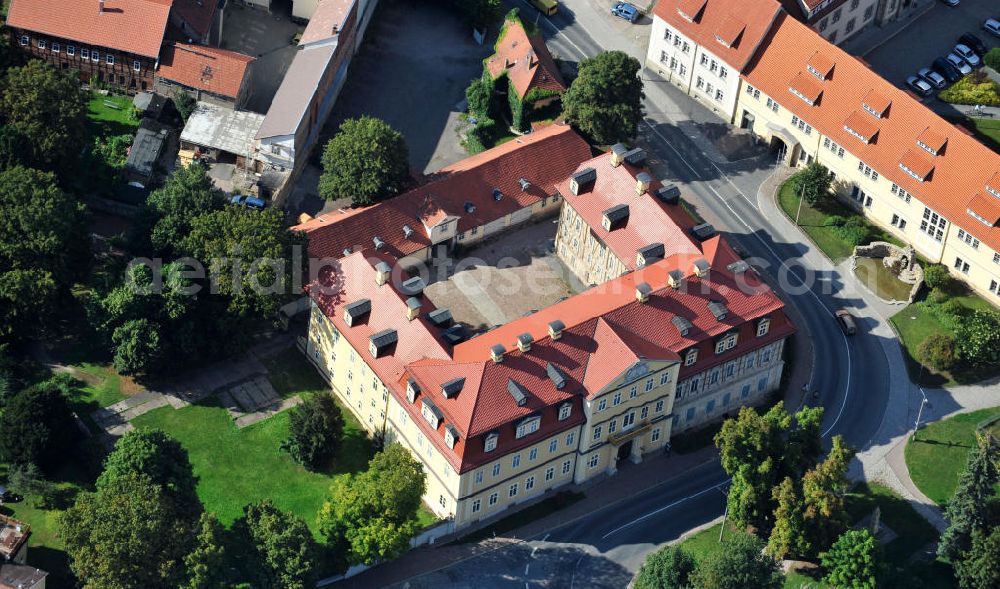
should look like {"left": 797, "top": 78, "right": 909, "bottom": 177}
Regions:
{"left": 912, "top": 389, "right": 929, "bottom": 441}
{"left": 718, "top": 485, "right": 730, "bottom": 542}
{"left": 794, "top": 181, "right": 806, "bottom": 226}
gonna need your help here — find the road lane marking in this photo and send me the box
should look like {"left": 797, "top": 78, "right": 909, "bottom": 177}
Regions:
{"left": 600, "top": 479, "right": 730, "bottom": 539}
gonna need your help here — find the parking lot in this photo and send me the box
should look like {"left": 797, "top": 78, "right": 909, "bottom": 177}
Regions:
{"left": 423, "top": 221, "right": 582, "bottom": 333}
{"left": 863, "top": 0, "right": 998, "bottom": 94}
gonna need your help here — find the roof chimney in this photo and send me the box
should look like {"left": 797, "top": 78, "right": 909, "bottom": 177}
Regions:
{"left": 374, "top": 261, "right": 391, "bottom": 286}
{"left": 518, "top": 177, "right": 531, "bottom": 191}
{"left": 548, "top": 319, "right": 565, "bottom": 340}
{"left": 569, "top": 168, "right": 597, "bottom": 195}
{"left": 516, "top": 332, "right": 534, "bottom": 353}
{"left": 406, "top": 296, "right": 422, "bottom": 321}
{"left": 373, "top": 236, "right": 386, "bottom": 250}
{"left": 610, "top": 143, "right": 628, "bottom": 167}
{"left": 667, "top": 269, "right": 684, "bottom": 289}
{"left": 99, "top": 0, "right": 105, "bottom": 13}
{"left": 635, "top": 282, "right": 652, "bottom": 303}
{"left": 692, "top": 258, "right": 710, "bottom": 277}
{"left": 490, "top": 344, "right": 506, "bottom": 363}
{"left": 635, "top": 172, "right": 652, "bottom": 195}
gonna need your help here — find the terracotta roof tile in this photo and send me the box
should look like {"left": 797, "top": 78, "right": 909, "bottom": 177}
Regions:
{"left": 805, "top": 51, "right": 835, "bottom": 79}
{"left": 558, "top": 154, "right": 702, "bottom": 270}
{"left": 714, "top": 14, "right": 746, "bottom": 47}
{"left": 988, "top": 173, "right": 1000, "bottom": 197}
{"left": 157, "top": 43, "right": 254, "bottom": 100}
{"left": 171, "top": 0, "right": 219, "bottom": 39}
{"left": 5, "top": 0, "right": 171, "bottom": 58}
{"left": 653, "top": 0, "right": 782, "bottom": 71}
{"left": 744, "top": 12, "right": 1000, "bottom": 253}
{"left": 296, "top": 124, "right": 592, "bottom": 261}
{"left": 861, "top": 89, "right": 891, "bottom": 116}
{"left": 967, "top": 193, "right": 1000, "bottom": 227}
{"left": 486, "top": 18, "right": 566, "bottom": 99}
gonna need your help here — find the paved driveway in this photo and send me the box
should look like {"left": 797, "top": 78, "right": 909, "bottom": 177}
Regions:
{"left": 316, "top": 0, "right": 491, "bottom": 173}
{"left": 863, "top": 0, "right": 998, "bottom": 91}
{"left": 220, "top": 3, "right": 303, "bottom": 113}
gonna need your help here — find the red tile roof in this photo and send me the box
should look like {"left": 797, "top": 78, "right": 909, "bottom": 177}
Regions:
{"left": 653, "top": 0, "right": 782, "bottom": 71}
{"left": 171, "top": 0, "right": 218, "bottom": 39}
{"left": 5, "top": 0, "right": 171, "bottom": 58}
{"left": 861, "top": 89, "right": 891, "bottom": 116}
{"left": 916, "top": 128, "right": 947, "bottom": 154}
{"left": 743, "top": 12, "right": 1000, "bottom": 250}
{"left": 157, "top": 42, "right": 254, "bottom": 100}
{"left": 486, "top": 18, "right": 566, "bottom": 99}
{"left": 558, "top": 153, "right": 702, "bottom": 270}
{"left": 789, "top": 72, "right": 823, "bottom": 104}
{"left": 968, "top": 193, "right": 1000, "bottom": 226}
{"left": 295, "top": 124, "right": 592, "bottom": 260}
{"left": 899, "top": 149, "right": 934, "bottom": 181}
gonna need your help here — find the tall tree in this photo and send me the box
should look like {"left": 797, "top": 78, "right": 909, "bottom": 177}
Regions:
{"left": 60, "top": 472, "right": 197, "bottom": 589}
{"left": 0, "top": 166, "right": 88, "bottom": 342}
{"left": 562, "top": 50, "right": 644, "bottom": 145}
{"left": 281, "top": 393, "right": 345, "bottom": 471}
{"left": 112, "top": 318, "right": 164, "bottom": 376}
{"left": 181, "top": 207, "right": 307, "bottom": 319}
{"left": 939, "top": 434, "right": 1000, "bottom": 562}
{"left": 318, "top": 444, "right": 427, "bottom": 565}
{"left": 0, "top": 61, "right": 86, "bottom": 175}
{"left": 98, "top": 429, "right": 201, "bottom": 515}
{"left": 181, "top": 513, "right": 229, "bottom": 589}
{"left": 690, "top": 531, "right": 783, "bottom": 589}
{"left": 319, "top": 116, "right": 410, "bottom": 206}
{"left": 955, "top": 310, "right": 1000, "bottom": 369}
{"left": 144, "top": 162, "right": 224, "bottom": 254}
{"left": 635, "top": 545, "right": 695, "bottom": 589}
{"left": 715, "top": 403, "right": 791, "bottom": 531}
{"left": 237, "top": 500, "right": 318, "bottom": 589}
{"left": 954, "top": 527, "right": 1000, "bottom": 589}
{"left": 0, "top": 376, "right": 78, "bottom": 472}
{"left": 792, "top": 162, "right": 833, "bottom": 205}
{"left": 801, "top": 435, "right": 855, "bottom": 552}
{"left": 767, "top": 476, "right": 809, "bottom": 559}
{"left": 785, "top": 406, "right": 825, "bottom": 478}
{"left": 821, "top": 529, "right": 881, "bottom": 589}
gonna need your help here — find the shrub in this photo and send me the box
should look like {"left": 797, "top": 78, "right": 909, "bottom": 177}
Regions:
{"left": 635, "top": 545, "right": 695, "bottom": 589}
{"left": 939, "top": 298, "right": 969, "bottom": 318}
{"left": 938, "top": 74, "right": 1000, "bottom": 107}
{"left": 833, "top": 216, "right": 871, "bottom": 246}
{"left": 918, "top": 333, "right": 958, "bottom": 371}
{"left": 822, "top": 529, "right": 881, "bottom": 589}
{"left": 280, "top": 393, "right": 345, "bottom": 471}
{"left": 926, "top": 287, "right": 950, "bottom": 305}
{"left": 985, "top": 48, "right": 1000, "bottom": 72}
{"left": 922, "top": 264, "right": 953, "bottom": 291}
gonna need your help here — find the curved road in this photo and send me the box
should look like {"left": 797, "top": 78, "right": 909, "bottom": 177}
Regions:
{"left": 390, "top": 2, "right": 896, "bottom": 587}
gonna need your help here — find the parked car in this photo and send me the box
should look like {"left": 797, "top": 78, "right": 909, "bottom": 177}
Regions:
{"left": 954, "top": 44, "right": 981, "bottom": 67}
{"left": 0, "top": 486, "right": 22, "bottom": 504}
{"left": 529, "top": 0, "right": 558, "bottom": 16}
{"left": 835, "top": 310, "right": 857, "bottom": 336}
{"left": 984, "top": 18, "right": 1000, "bottom": 39}
{"left": 932, "top": 57, "right": 963, "bottom": 83}
{"left": 939, "top": 0, "right": 959, "bottom": 6}
{"left": 958, "top": 32, "right": 987, "bottom": 55}
{"left": 611, "top": 1, "right": 640, "bottom": 22}
{"left": 946, "top": 52, "right": 973, "bottom": 75}
{"left": 918, "top": 67, "right": 947, "bottom": 89}
{"left": 906, "top": 75, "right": 934, "bottom": 97}
{"left": 230, "top": 194, "right": 267, "bottom": 209}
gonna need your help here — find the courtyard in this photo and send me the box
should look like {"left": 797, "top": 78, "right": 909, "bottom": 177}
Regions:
{"left": 424, "top": 220, "right": 584, "bottom": 334}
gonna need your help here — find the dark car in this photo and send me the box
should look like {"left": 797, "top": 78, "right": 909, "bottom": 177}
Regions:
{"left": 932, "top": 57, "right": 963, "bottom": 84}
{"left": 835, "top": 310, "right": 857, "bottom": 336}
{"left": 0, "top": 486, "right": 22, "bottom": 504}
{"left": 959, "top": 32, "right": 987, "bottom": 55}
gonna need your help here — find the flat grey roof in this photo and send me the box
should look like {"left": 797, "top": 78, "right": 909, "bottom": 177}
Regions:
{"left": 256, "top": 43, "right": 338, "bottom": 140}
{"left": 180, "top": 102, "right": 265, "bottom": 155}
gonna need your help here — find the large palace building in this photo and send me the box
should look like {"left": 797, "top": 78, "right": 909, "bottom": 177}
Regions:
{"left": 295, "top": 123, "right": 795, "bottom": 531}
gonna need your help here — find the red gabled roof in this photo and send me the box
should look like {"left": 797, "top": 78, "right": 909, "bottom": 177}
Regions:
{"left": 5, "top": 0, "right": 171, "bottom": 58}
{"left": 486, "top": 17, "right": 566, "bottom": 100}
{"left": 157, "top": 43, "right": 254, "bottom": 100}
{"left": 653, "top": 0, "right": 782, "bottom": 71}
{"left": 557, "top": 153, "right": 702, "bottom": 270}
{"left": 296, "top": 124, "right": 592, "bottom": 261}
{"left": 171, "top": 0, "right": 219, "bottom": 39}
{"left": 743, "top": 12, "right": 1000, "bottom": 252}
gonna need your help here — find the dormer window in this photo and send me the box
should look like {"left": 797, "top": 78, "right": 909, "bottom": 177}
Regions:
{"left": 805, "top": 52, "right": 835, "bottom": 81}
{"left": 558, "top": 402, "right": 572, "bottom": 421}
{"left": 684, "top": 348, "right": 698, "bottom": 366}
{"left": 714, "top": 331, "right": 738, "bottom": 354}
{"left": 515, "top": 415, "right": 541, "bottom": 439}
{"left": 843, "top": 111, "right": 879, "bottom": 145}
{"left": 899, "top": 149, "right": 934, "bottom": 182}
{"left": 916, "top": 128, "right": 947, "bottom": 156}
{"left": 421, "top": 399, "right": 442, "bottom": 429}
{"left": 987, "top": 175, "right": 1000, "bottom": 199}
{"left": 806, "top": 65, "right": 823, "bottom": 79}
{"left": 757, "top": 317, "right": 771, "bottom": 337}
{"left": 861, "top": 90, "right": 890, "bottom": 119}
{"left": 406, "top": 378, "right": 420, "bottom": 403}
{"left": 444, "top": 425, "right": 459, "bottom": 449}
{"left": 484, "top": 432, "right": 498, "bottom": 452}
{"left": 788, "top": 73, "right": 822, "bottom": 106}
{"left": 917, "top": 140, "right": 937, "bottom": 156}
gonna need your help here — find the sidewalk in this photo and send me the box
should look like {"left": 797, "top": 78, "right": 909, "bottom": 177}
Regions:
{"left": 342, "top": 445, "right": 721, "bottom": 588}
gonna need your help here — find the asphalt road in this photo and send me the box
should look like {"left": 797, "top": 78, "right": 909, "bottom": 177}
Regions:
{"left": 392, "top": 2, "right": 895, "bottom": 586}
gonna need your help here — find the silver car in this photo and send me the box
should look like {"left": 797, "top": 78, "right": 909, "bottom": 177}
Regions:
{"left": 906, "top": 75, "right": 934, "bottom": 97}
{"left": 954, "top": 44, "right": 981, "bottom": 67}
{"left": 918, "top": 67, "right": 947, "bottom": 89}
{"left": 985, "top": 18, "right": 1000, "bottom": 39}
{"left": 946, "top": 52, "right": 973, "bottom": 75}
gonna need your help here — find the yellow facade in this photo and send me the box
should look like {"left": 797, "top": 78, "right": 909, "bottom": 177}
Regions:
{"left": 555, "top": 202, "right": 629, "bottom": 286}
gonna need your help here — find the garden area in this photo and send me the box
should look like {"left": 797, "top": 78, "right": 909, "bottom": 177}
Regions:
{"left": 642, "top": 482, "right": 953, "bottom": 589}
{"left": 777, "top": 172, "right": 901, "bottom": 263}
{"left": 889, "top": 269, "right": 999, "bottom": 386}
{"left": 77, "top": 92, "right": 141, "bottom": 200}
{"left": 905, "top": 407, "right": 1000, "bottom": 505}
{"left": 853, "top": 256, "right": 913, "bottom": 302}
{"left": 938, "top": 71, "right": 1000, "bottom": 107}
{"left": 969, "top": 116, "right": 1000, "bottom": 154}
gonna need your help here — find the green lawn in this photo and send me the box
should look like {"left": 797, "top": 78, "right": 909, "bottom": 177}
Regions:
{"left": 854, "top": 257, "right": 913, "bottom": 302}
{"left": 86, "top": 93, "right": 139, "bottom": 138}
{"left": 905, "top": 407, "right": 1000, "bottom": 506}
{"left": 131, "top": 396, "right": 374, "bottom": 536}
{"left": 665, "top": 483, "right": 954, "bottom": 588}
{"left": 263, "top": 347, "right": 331, "bottom": 400}
{"left": 969, "top": 117, "right": 1000, "bottom": 154}
{"left": 777, "top": 179, "right": 900, "bottom": 262}
{"left": 890, "top": 293, "right": 995, "bottom": 386}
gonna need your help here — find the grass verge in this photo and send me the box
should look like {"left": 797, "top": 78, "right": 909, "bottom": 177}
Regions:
{"left": 904, "top": 407, "right": 1000, "bottom": 505}
{"left": 969, "top": 117, "right": 1000, "bottom": 154}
